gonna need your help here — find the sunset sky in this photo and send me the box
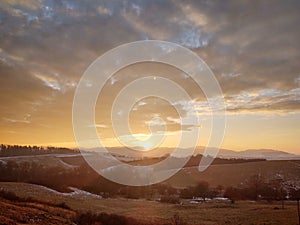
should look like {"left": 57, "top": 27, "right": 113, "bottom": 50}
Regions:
{"left": 0, "top": 0, "right": 299, "bottom": 154}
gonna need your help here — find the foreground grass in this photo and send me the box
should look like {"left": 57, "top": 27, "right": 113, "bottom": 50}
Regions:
{"left": 0, "top": 182, "right": 299, "bottom": 225}
{"left": 0, "top": 197, "right": 75, "bottom": 224}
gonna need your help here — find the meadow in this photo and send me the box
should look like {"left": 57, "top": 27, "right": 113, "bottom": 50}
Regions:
{"left": 0, "top": 146, "right": 300, "bottom": 224}
{"left": 0, "top": 182, "right": 299, "bottom": 225}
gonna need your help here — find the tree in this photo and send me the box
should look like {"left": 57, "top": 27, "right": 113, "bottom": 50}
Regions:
{"left": 269, "top": 177, "right": 287, "bottom": 209}
{"left": 194, "top": 181, "right": 209, "bottom": 202}
{"left": 246, "top": 174, "right": 265, "bottom": 200}
{"left": 224, "top": 186, "right": 240, "bottom": 203}
{"left": 180, "top": 187, "right": 194, "bottom": 199}
{"left": 216, "top": 185, "right": 224, "bottom": 196}
{"left": 289, "top": 187, "right": 300, "bottom": 225}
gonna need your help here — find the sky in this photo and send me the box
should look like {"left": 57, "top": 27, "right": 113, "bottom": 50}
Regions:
{"left": 0, "top": 0, "right": 299, "bottom": 154}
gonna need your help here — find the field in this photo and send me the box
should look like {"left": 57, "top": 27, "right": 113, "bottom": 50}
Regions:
{"left": 170, "top": 160, "right": 300, "bottom": 188}
{"left": 2, "top": 154, "right": 300, "bottom": 188}
{"left": 1, "top": 153, "right": 300, "bottom": 224}
{"left": 0, "top": 182, "right": 299, "bottom": 225}
{"left": 0, "top": 195, "right": 75, "bottom": 225}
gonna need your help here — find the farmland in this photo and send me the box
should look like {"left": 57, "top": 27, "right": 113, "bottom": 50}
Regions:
{"left": 0, "top": 182, "right": 299, "bottom": 225}
{"left": 1, "top": 152, "right": 300, "bottom": 188}
{"left": 0, "top": 147, "right": 300, "bottom": 224}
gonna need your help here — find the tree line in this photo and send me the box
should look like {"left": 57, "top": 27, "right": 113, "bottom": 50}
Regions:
{"left": 0, "top": 144, "right": 78, "bottom": 157}
{"left": 0, "top": 158, "right": 299, "bottom": 204}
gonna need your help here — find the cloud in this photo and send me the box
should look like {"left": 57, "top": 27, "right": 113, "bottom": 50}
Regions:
{"left": 3, "top": 117, "right": 30, "bottom": 124}
{"left": 97, "top": 5, "right": 112, "bottom": 16}
{"left": 0, "top": 0, "right": 299, "bottom": 144}
{"left": 225, "top": 88, "right": 300, "bottom": 113}
{"left": 33, "top": 72, "right": 61, "bottom": 90}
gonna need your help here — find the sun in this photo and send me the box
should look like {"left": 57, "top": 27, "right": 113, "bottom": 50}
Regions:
{"left": 142, "top": 142, "right": 153, "bottom": 151}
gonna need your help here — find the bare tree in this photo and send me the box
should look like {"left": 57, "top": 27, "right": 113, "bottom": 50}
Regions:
{"left": 194, "top": 181, "right": 209, "bottom": 202}
{"left": 289, "top": 186, "right": 300, "bottom": 225}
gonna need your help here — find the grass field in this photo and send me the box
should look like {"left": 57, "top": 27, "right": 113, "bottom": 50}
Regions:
{"left": 0, "top": 182, "right": 299, "bottom": 225}
{"left": 168, "top": 160, "right": 300, "bottom": 188}
{"left": 2, "top": 154, "right": 300, "bottom": 189}
{"left": 1, "top": 155, "right": 300, "bottom": 224}
{"left": 0, "top": 197, "right": 75, "bottom": 225}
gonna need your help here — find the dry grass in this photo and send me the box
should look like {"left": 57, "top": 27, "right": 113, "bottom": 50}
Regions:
{"left": 0, "top": 197, "right": 75, "bottom": 225}
{"left": 2, "top": 154, "right": 300, "bottom": 189}
{"left": 0, "top": 182, "right": 299, "bottom": 225}
{"left": 168, "top": 160, "right": 300, "bottom": 188}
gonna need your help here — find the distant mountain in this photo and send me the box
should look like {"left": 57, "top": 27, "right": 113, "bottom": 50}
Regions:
{"left": 204, "top": 148, "right": 300, "bottom": 160}
{"left": 1, "top": 144, "right": 298, "bottom": 161}
{"left": 87, "top": 146, "right": 300, "bottom": 161}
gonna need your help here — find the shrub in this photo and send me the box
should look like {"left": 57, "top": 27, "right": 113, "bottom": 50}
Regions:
{"left": 0, "top": 189, "right": 20, "bottom": 201}
{"left": 76, "top": 212, "right": 128, "bottom": 225}
{"left": 55, "top": 202, "right": 71, "bottom": 210}
{"left": 160, "top": 196, "right": 180, "bottom": 204}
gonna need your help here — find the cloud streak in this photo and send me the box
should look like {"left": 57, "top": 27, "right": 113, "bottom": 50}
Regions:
{"left": 0, "top": 0, "right": 299, "bottom": 147}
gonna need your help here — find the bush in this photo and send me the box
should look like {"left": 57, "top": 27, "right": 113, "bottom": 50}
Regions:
{"left": 160, "top": 196, "right": 180, "bottom": 204}
{"left": 0, "top": 189, "right": 20, "bottom": 201}
{"left": 55, "top": 202, "right": 71, "bottom": 210}
{"left": 76, "top": 212, "right": 129, "bottom": 225}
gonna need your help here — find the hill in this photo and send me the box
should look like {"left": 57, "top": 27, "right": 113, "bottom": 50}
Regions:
{"left": 103, "top": 146, "right": 300, "bottom": 161}
{"left": 0, "top": 195, "right": 75, "bottom": 224}
{"left": 166, "top": 160, "right": 300, "bottom": 188}
{"left": 215, "top": 148, "right": 300, "bottom": 160}
{"left": 1, "top": 144, "right": 299, "bottom": 161}
{"left": 0, "top": 182, "right": 299, "bottom": 225}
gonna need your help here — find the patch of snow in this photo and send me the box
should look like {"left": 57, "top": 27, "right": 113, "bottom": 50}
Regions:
{"left": 213, "top": 197, "right": 230, "bottom": 201}
{"left": 189, "top": 200, "right": 199, "bottom": 204}
{"left": 67, "top": 187, "right": 102, "bottom": 199}
{"left": 24, "top": 183, "right": 102, "bottom": 199}
{"left": 57, "top": 158, "right": 78, "bottom": 168}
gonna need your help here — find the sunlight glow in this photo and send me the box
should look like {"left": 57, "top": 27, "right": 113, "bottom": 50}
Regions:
{"left": 142, "top": 141, "right": 153, "bottom": 150}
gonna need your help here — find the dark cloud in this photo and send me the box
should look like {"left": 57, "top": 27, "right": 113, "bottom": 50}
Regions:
{"left": 192, "top": 0, "right": 300, "bottom": 92}
{"left": 0, "top": 0, "right": 299, "bottom": 143}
